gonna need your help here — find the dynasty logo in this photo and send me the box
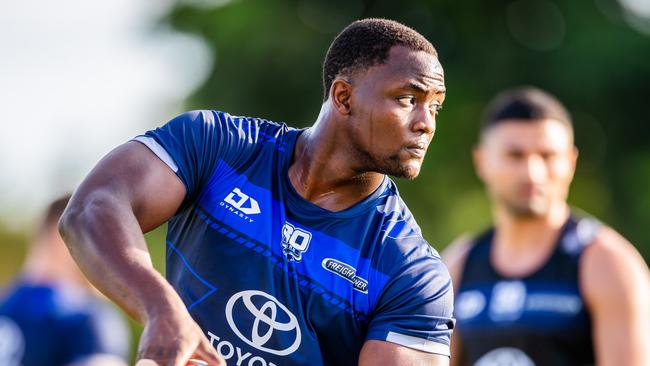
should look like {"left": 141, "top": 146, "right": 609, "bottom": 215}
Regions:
{"left": 220, "top": 187, "right": 261, "bottom": 223}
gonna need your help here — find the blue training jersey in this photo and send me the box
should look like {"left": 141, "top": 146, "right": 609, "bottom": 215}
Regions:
{"left": 0, "top": 279, "right": 130, "bottom": 366}
{"left": 135, "top": 110, "right": 454, "bottom": 366}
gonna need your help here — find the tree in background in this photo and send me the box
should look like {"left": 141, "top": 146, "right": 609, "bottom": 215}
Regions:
{"left": 163, "top": 0, "right": 650, "bottom": 260}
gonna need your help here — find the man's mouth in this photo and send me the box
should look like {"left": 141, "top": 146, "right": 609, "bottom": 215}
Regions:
{"left": 405, "top": 142, "right": 427, "bottom": 157}
{"left": 520, "top": 184, "right": 545, "bottom": 198}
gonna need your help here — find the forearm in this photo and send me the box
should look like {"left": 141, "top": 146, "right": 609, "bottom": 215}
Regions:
{"left": 59, "top": 190, "right": 183, "bottom": 324}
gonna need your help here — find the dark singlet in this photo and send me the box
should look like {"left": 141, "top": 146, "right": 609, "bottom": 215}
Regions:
{"left": 455, "top": 215, "right": 600, "bottom": 366}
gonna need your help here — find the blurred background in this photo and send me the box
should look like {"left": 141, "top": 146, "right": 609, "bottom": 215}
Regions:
{"left": 1, "top": 0, "right": 649, "bottom": 362}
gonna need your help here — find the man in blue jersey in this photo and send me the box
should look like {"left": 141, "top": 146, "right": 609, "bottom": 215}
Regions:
{"left": 443, "top": 87, "right": 650, "bottom": 366}
{"left": 60, "top": 18, "right": 454, "bottom": 366}
{"left": 0, "top": 194, "right": 130, "bottom": 366}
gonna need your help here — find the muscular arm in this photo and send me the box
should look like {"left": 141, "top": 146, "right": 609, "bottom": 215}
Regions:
{"left": 59, "top": 141, "right": 223, "bottom": 366}
{"left": 581, "top": 227, "right": 650, "bottom": 366}
{"left": 359, "top": 340, "right": 449, "bottom": 366}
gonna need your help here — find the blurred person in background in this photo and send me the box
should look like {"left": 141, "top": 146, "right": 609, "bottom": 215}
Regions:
{"left": 443, "top": 87, "right": 650, "bottom": 366}
{"left": 59, "top": 18, "right": 454, "bottom": 366}
{"left": 0, "top": 194, "right": 130, "bottom": 366}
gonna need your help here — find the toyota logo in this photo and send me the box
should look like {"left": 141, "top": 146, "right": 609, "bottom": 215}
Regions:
{"left": 225, "top": 290, "right": 301, "bottom": 356}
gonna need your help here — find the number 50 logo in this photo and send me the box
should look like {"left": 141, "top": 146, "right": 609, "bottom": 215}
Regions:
{"left": 281, "top": 223, "right": 312, "bottom": 262}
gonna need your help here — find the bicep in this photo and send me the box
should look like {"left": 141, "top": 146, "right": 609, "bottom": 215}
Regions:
{"left": 449, "top": 328, "right": 463, "bottom": 366}
{"left": 70, "top": 141, "right": 185, "bottom": 232}
{"left": 359, "top": 340, "right": 449, "bottom": 366}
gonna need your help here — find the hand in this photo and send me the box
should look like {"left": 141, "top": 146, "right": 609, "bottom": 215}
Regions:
{"left": 136, "top": 307, "right": 225, "bottom": 366}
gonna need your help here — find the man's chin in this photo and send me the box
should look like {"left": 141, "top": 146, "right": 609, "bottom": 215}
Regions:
{"left": 390, "top": 165, "right": 421, "bottom": 180}
{"left": 373, "top": 156, "right": 422, "bottom": 179}
{"left": 507, "top": 201, "right": 549, "bottom": 218}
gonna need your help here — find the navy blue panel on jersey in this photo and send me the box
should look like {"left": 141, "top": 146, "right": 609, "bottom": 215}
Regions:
{"left": 455, "top": 215, "right": 600, "bottom": 366}
{"left": 137, "top": 110, "right": 454, "bottom": 365}
{"left": 0, "top": 280, "right": 130, "bottom": 366}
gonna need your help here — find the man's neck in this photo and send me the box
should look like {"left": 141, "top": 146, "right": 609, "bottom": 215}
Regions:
{"left": 490, "top": 201, "right": 570, "bottom": 277}
{"left": 22, "top": 233, "right": 89, "bottom": 287}
{"left": 288, "top": 105, "right": 384, "bottom": 212}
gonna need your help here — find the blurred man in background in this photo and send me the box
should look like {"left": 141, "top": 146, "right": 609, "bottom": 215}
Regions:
{"left": 0, "top": 194, "right": 130, "bottom": 366}
{"left": 444, "top": 87, "right": 650, "bottom": 366}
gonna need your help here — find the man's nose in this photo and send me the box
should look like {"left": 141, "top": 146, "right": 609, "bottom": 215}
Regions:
{"left": 412, "top": 106, "right": 436, "bottom": 135}
{"left": 524, "top": 155, "right": 548, "bottom": 182}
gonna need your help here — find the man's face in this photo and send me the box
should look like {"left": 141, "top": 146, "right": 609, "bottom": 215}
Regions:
{"left": 345, "top": 46, "right": 445, "bottom": 179}
{"left": 474, "top": 119, "right": 577, "bottom": 217}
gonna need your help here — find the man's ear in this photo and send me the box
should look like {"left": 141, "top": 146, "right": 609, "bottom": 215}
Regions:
{"left": 473, "top": 144, "right": 487, "bottom": 182}
{"left": 567, "top": 145, "right": 579, "bottom": 182}
{"left": 330, "top": 78, "right": 352, "bottom": 116}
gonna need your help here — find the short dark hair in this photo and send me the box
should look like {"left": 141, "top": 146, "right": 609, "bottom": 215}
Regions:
{"left": 482, "top": 86, "right": 573, "bottom": 133}
{"left": 42, "top": 194, "right": 72, "bottom": 231}
{"left": 322, "top": 18, "right": 437, "bottom": 101}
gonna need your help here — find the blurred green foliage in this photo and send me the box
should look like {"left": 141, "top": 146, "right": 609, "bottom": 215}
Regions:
{"left": 164, "top": 0, "right": 650, "bottom": 260}
{"left": 0, "top": 224, "right": 27, "bottom": 282}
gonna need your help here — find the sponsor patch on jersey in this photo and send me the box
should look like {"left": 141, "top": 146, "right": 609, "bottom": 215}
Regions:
{"left": 321, "top": 258, "right": 368, "bottom": 293}
{"left": 489, "top": 281, "right": 527, "bottom": 322}
{"left": 455, "top": 290, "right": 486, "bottom": 320}
{"left": 224, "top": 290, "right": 301, "bottom": 358}
{"left": 281, "top": 223, "right": 311, "bottom": 262}
{"left": 220, "top": 187, "right": 260, "bottom": 222}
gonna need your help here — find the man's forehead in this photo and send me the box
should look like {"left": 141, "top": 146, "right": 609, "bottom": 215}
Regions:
{"left": 484, "top": 119, "right": 573, "bottom": 150}
{"left": 382, "top": 46, "right": 445, "bottom": 85}
{"left": 392, "top": 49, "right": 443, "bottom": 74}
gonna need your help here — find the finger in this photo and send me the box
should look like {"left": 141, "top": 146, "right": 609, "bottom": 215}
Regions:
{"left": 135, "top": 360, "right": 160, "bottom": 366}
{"left": 138, "top": 346, "right": 179, "bottom": 366}
{"left": 186, "top": 359, "right": 209, "bottom": 366}
{"left": 193, "top": 337, "right": 225, "bottom": 366}
{"left": 169, "top": 347, "right": 197, "bottom": 366}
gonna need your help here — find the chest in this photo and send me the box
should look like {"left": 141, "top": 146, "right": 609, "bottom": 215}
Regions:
{"left": 456, "top": 279, "right": 590, "bottom": 340}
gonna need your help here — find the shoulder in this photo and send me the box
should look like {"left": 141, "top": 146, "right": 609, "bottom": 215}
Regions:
{"left": 376, "top": 188, "right": 423, "bottom": 250}
{"left": 373, "top": 183, "right": 452, "bottom": 289}
{"left": 580, "top": 225, "right": 650, "bottom": 307}
{"left": 376, "top": 191, "right": 437, "bottom": 265}
{"left": 161, "top": 110, "right": 292, "bottom": 135}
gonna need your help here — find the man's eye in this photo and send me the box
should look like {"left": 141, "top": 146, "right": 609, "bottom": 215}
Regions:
{"left": 397, "top": 96, "right": 416, "bottom": 106}
{"left": 431, "top": 103, "right": 443, "bottom": 113}
{"left": 540, "top": 152, "right": 556, "bottom": 160}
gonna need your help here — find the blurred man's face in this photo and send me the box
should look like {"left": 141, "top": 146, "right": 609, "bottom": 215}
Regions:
{"left": 474, "top": 119, "right": 577, "bottom": 217}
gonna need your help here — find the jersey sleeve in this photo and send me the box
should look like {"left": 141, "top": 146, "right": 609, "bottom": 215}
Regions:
{"left": 366, "top": 242, "right": 455, "bottom": 356}
{"left": 133, "top": 110, "right": 261, "bottom": 201}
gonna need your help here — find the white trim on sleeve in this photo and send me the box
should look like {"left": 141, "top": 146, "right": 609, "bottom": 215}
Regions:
{"left": 385, "top": 331, "right": 450, "bottom": 357}
{"left": 133, "top": 136, "right": 179, "bottom": 172}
